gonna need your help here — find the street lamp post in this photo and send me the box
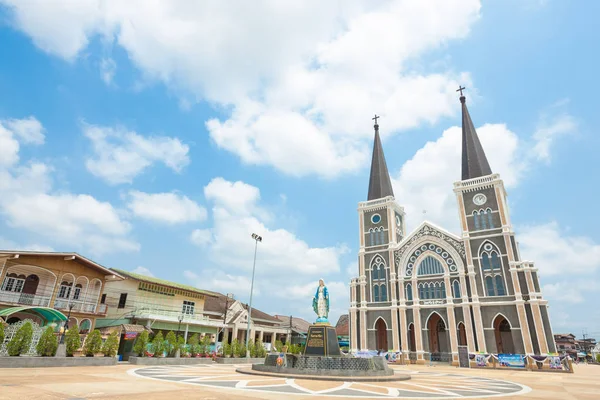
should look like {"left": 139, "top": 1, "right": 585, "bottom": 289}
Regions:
{"left": 59, "top": 302, "right": 75, "bottom": 344}
{"left": 246, "top": 233, "right": 262, "bottom": 358}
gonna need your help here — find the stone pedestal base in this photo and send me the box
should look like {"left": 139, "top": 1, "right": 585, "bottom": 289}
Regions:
{"left": 304, "top": 324, "right": 340, "bottom": 357}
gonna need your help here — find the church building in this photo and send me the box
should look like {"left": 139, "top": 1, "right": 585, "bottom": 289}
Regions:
{"left": 349, "top": 92, "right": 556, "bottom": 364}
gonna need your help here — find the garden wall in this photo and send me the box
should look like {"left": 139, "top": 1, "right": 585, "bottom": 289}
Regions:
{"left": 0, "top": 356, "right": 118, "bottom": 368}
{"left": 215, "top": 357, "right": 265, "bottom": 364}
{"left": 128, "top": 356, "right": 214, "bottom": 365}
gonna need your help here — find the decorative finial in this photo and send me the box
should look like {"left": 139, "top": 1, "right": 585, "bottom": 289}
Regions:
{"left": 372, "top": 114, "right": 380, "bottom": 128}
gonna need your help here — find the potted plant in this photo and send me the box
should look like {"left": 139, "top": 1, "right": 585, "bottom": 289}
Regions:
{"left": 65, "top": 324, "right": 81, "bottom": 357}
{"left": 133, "top": 331, "right": 149, "bottom": 357}
{"left": 83, "top": 329, "right": 103, "bottom": 357}
{"left": 36, "top": 326, "right": 58, "bottom": 357}
{"left": 151, "top": 332, "right": 165, "bottom": 357}
{"left": 101, "top": 331, "right": 119, "bottom": 357}
{"left": 165, "top": 331, "right": 177, "bottom": 357}
{"left": 7, "top": 321, "right": 33, "bottom": 356}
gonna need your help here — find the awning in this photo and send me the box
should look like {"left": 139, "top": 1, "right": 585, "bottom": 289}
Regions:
{"left": 122, "top": 324, "right": 150, "bottom": 333}
{"left": 0, "top": 306, "right": 68, "bottom": 322}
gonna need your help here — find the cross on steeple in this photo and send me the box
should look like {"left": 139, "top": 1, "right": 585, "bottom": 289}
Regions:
{"left": 372, "top": 114, "right": 380, "bottom": 125}
{"left": 456, "top": 86, "right": 466, "bottom": 97}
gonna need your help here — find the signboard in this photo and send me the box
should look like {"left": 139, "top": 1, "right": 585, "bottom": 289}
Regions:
{"left": 458, "top": 346, "right": 470, "bottom": 368}
{"left": 475, "top": 354, "right": 487, "bottom": 367}
{"left": 124, "top": 332, "right": 138, "bottom": 340}
{"left": 498, "top": 354, "right": 525, "bottom": 368}
{"left": 549, "top": 356, "right": 562, "bottom": 370}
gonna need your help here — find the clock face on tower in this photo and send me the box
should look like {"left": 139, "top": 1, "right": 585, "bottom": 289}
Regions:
{"left": 473, "top": 193, "right": 487, "bottom": 206}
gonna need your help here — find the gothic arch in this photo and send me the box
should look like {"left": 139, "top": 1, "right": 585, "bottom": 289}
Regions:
{"left": 425, "top": 311, "right": 447, "bottom": 330}
{"left": 490, "top": 313, "right": 513, "bottom": 329}
{"left": 372, "top": 316, "right": 389, "bottom": 330}
{"left": 412, "top": 252, "right": 448, "bottom": 278}
{"left": 476, "top": 240, "right": 501, "bottom": 256}
{"left": 398, "top": 236, "right": 465, "bottom": 277}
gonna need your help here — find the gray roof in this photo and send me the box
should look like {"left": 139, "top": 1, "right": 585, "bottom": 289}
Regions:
{"left": 367, "top": 123, "right": 394, "bottom": 200}
{"left": 460, "top": 95, "right": 492, "bottom": 180}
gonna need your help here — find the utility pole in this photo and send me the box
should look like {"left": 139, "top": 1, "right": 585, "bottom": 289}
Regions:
{"left": 288, "top": 315, "right": 293, "bottom": 345}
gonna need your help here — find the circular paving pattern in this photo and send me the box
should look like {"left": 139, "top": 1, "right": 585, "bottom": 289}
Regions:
{"left": 129, "top": 364, "right": 531, "bottom": 398}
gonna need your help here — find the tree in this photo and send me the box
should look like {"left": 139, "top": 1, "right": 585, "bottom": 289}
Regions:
{"left": 221, "top": 342, "right": 231, "bottom": 357}
{"left": 231, "top": 339, "right": 240, "bottom": 358}
{"left": 188, "top": 333, "right": 199, "bottom": 356}
{"left": 201, "top": 334, "right": 211, "bottom": 356}
{"left": 254, "top": 340, "right": 267, "bottom": 358}
{"left": 165, "top": 331, "right": 177, "bottom": 357}
{"left": 102, "top": 331, "right": 120, "bottom": 357}
{"left": 83, "top": 330, "right": 103, "bottom": 357}
{"left": 65, "top": 324, "right": 81, "bottom": 357}
{"left": 177, "top": 336, "right": 186, "bottom": 356}
{"left": 7, "top": 321, "right": 33, "bottom": 356}
{"left": 133, "top": 331, "right": 150, "bottom": 357}
{"left": 152, "top": 332, "right": 166, "bottom": 357}
{"left": 36, "top": 326, "right": 58, "bottom": 356}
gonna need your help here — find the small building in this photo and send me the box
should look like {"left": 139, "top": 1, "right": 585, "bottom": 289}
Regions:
{"left": 554, "top": 333, "right": 579, "bottom": 358}
{"left": 204, "top": 295, "right": 290, "bottom": 350}
{"left": 274, "top": 315, "right": 310, "bottom": 345}
{"left": 95, "top": 268, "right": 225, "bottom": 358}
{"left": 335, "top": 314, "right": 350, "bottom": 347}
{"left": 0, "top": 250, "right": 123, "bottom": 332}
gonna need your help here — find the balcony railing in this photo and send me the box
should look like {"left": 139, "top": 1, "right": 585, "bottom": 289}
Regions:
{"left": 54, "top": 299, "right": 98, "bottom": 314}
{"left": 0, "top": 291, "right": 51, "bottom": 307}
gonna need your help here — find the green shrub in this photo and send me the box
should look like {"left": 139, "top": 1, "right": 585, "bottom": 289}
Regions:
{"left": 151, "top": 332, "right": 166, "bottom": 357}
{"left": 201, "top": 334, "right": 211, "bottom": 355}
{"left": 7, "top": 322, "right": 33, "bottom": 356}
{"left": 0, "top": 322, "right": 4, "bottom": 344}
{"left": 65, "top": 324, "right": 81, "bottom": 356}
{"left": 165, "top": 331, "right": 177, "bottom": 357}
{"left": 253, "top": 340, "right": 267, "bottom": 358}
{"left": 221, "top": 342, "right": 231, "bottom": 357}
{"left": 274, "top": 340, "right": 284, "bottom": 352}
{"left": 83, "top": 330, "right": 103, "bottom": 356}
{"left": 133, "top": 331, "right": 149, "bottom": 357}
{"left": 237, "top": 343, "right": 247, "bottom": 358}
{"left": 231, "top": 338, "right": 240, "bottom": 357}
{"left": 596, "top": 354, "right": 600, "bottom": 364}
{"left": 247, "top": 339, "right": 255, "bottom": 358}
{"left": 36, "top": 326, "right": 58, "bottom": 356}
{"left": 188, "top": 333, "right": 200, "bottom": 356}
{"left": 102, "top": 331, "right": 120, "bottom": 357}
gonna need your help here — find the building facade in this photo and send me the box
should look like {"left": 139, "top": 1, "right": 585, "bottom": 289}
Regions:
{"left": 349, "top": 94, "right": 556, "bottom": 364}
{"left": 0, "top": 251, "right": 123, "bottom": 333}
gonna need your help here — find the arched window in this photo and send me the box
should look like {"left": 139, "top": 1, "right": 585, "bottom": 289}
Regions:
{"left": 380, "top": 285, "right": 387, "bottom": 301}
{"left": 481, "top": 253, "right": 491, "bottom": 270}
{"left": 486, "top": 208, "right": 494, "bottom": 228}
{"left": 58, "top": 281, "right": 72, "bottom": 299}
{"left": 373, "top": 285, "right": 380, "bottom": 302}
{"left": 495, "top": 276, "right": 506, "bottom": 296}
{"left": 369, "top": 229, "right": 375, "bottom": 246}
{"left": 473, "top": 211, "right": 480, "bottom": 230}
{"left": 480, "top": 209, "right": 488, "bottom": 229}
{"left": 491, "top": 252, "right": 501, "bottom": 270}
{"left": 372, "top": 267, "right": 378, "bottom": 280}
{"left": 485, "top": 276, "right": 495, "bottom": 296}
{"left": 405, "top": 283, "right": 413, "bottom": 301}
{"left": 379, "top": 227, "right": 385, "bottom": 245}
{"left": 453, "top": 280, "right": 461, "bottom": 298}
{"left": 73, "top": 283, "right": 83, "bottom": 300}
{"left": 417, "top": 256, "right": 444, "bottom": 276}
{"left": 418, "top": 282, "right": 445, "bottom": 300}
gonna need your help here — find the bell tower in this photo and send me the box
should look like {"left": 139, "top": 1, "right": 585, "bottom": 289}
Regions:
{"left": 350, "top": 115, "right": 405, "bottom": 352}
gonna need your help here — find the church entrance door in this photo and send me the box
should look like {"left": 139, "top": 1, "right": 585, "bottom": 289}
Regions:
{"left": 428, "top": 313, "right": 449, "bottom": 361}
{"left": 375, "top": 318, "right": 388, "bottom": 352}
{"left": 493, "top": 315, "right": 514, "bottom": 354}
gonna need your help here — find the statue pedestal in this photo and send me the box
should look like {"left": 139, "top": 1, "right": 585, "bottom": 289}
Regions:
{"left": 303, "top": 324, "right": 341, "bottom": 357}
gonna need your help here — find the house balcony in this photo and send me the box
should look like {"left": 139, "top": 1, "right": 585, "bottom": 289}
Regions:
{"left": 134, "top": 307, "right": 225, "bottom": 327}
{"left": 53, "top": 298, "right": 104, "bottom": 315}
{"left": 0, "top": 290, "right": 51, "bottom": 307}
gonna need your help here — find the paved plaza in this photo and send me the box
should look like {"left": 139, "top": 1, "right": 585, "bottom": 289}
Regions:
{"left": 0, "top": 363, "right": 598, "bottom": 399}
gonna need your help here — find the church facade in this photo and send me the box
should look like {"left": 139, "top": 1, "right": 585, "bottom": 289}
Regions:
{"left": 349, "top": 94, "right": 556, "bottom": 364}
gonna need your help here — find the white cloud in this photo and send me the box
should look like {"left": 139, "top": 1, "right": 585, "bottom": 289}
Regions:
{"left": 83, "top": 123, "right": 190, "bottom": 185}
{"left": 518, "top": 222, "right": 600, "bottom": 276}
{"left": 189, "top": 229, "right": 212, "bottom": 247}
{"left": 4, "top": 116, "right": 45, "bottom": 145}
{"left": 0, "top": 118, "right": 139, "bottom": 255}
{"left": 184, "top": 270, "right": 255, "bottom": 298}
{"left": 131, "top": 266, "right": 154, "bottom": 277}
{"left": 100, "top": 57, "right": 117, "bottom": 84}
{"left": 392, "top": 123, "right": 524, "bottom": 233}
{"left": 127, "top": 191, "right": 206, "bottom": 224}
{"left": 533, "top": 111, "right": 577, "bottom": 163}
{"left": 0, "top": 0, "right": 482, "bottom": 177}
{"left": 204, "top": 177, "right": 271, "bottom": 221}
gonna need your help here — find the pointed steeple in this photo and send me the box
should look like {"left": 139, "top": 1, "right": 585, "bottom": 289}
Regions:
{"left": 459, "top": 88, "right": 492, "bottom": 180}
{"left": 367, "top": 115, "right": 394, "bottom": 200}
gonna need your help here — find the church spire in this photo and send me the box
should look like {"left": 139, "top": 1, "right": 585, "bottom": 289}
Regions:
{"left": 367, "top": 115, "right": 394, "bottom": 200}
{"left": 458, "top": 87, "right": 492, "bottom": 181}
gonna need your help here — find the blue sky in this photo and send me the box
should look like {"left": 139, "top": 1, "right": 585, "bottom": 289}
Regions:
{"left": 0, "top": 0, "right": 599, "bottom": 339}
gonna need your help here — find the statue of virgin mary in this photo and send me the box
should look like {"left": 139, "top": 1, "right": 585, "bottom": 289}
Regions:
{"left": 312, "top": 279, "right": 330, "bottom": 324}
